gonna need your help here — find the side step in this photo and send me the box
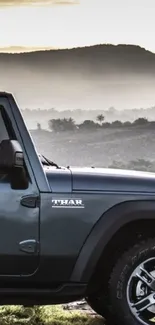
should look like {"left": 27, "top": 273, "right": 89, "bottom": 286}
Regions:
{"left": 0, "top": 283, "right": 87, "bottom": 306}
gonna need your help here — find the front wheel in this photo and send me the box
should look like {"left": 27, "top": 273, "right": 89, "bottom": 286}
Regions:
{"left": 85, "top": 294, "right": 108, "bottom": 318}
{"left": 107, "top": 238, "right": 155, "bottom": 325}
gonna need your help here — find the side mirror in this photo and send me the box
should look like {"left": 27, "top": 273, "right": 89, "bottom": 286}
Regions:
{"left": 0, "top": 139, "right": 24, "bottom": 169}
{"left": 0, "top": 140, "right": 28, "bottom": 189}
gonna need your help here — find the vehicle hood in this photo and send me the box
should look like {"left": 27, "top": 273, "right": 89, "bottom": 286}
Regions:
{"left": 69, "top": 167, "right": 155, "bottom": 193}
{"left": 44, "top": 166, "right": 72, "bottom": 193}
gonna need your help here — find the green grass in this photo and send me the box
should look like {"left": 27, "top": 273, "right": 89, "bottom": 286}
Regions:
{"left": 0, "top": 305, "right": 104, "bottom": 325}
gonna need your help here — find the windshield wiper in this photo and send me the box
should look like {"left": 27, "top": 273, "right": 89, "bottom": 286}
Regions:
{"left": 39, "top": 154, "right": 60, "bottom": 169}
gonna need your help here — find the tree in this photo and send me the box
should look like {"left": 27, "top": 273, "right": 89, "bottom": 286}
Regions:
{"left": 48, "top": 118, "right": 76, "bottom": 132}
{"left": 78, "top": 120, "right": 99, "bottom": 130}
{"left": 133, "top": 118, "right": 148, "bottom": 125}
{"left": 111, "top": 120, "right": 123, "bottom": 128}
{"left": 102, "top": 122, "right": 111, "bottom": 128}
{"left": 96, "top": 114, "right": 104, "bottom": 124}
{"left": 123, "top": 121, "right": 131, "bottom": 127}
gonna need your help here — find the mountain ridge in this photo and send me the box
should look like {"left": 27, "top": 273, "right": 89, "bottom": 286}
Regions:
{"left": 0, "top": 43, "right": 155, "bottom": 110}
{"left": 0, "top": 44, "right": 154, "bottom": 55}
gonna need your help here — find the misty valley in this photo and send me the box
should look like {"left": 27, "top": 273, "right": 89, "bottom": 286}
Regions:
{"left": 2, "top": 44, "right": 155, "bottom": 173}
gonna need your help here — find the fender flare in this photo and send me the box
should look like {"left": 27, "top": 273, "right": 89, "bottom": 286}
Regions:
{"left": 70, "top": 199, "right": 155, "bottom": 282}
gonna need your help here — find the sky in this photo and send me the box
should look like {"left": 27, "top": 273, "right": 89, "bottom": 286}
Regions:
{"left": 0, "top": 0, "right": 155, "bottom": 52}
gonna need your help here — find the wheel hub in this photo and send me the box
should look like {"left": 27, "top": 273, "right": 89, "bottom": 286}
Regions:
{"left": 127, "top": 257, "right": 155, "bottom": 324}
{"left": 136, "top": 270, "right": 155, "bottom": 313}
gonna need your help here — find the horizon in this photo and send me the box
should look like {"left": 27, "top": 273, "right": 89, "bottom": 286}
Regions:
{"left": 0, "top": 0, "right": 155, "bottom": 53}
{"left": 22, "top": 102, "right": 155, "bottom": 131}
{"left": 21, "top": 103, "right": 155, "bottom": 111}
{"left": 0, "top": 43, "right": 154, "bottom": 54}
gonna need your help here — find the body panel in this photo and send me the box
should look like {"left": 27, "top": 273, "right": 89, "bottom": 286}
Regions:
{"left": 40, "top": 166, "right": 155, "bottom": 282}
{"left": 39, "top": 187, "right": 155, "bottom": 282}
{"left": 70, "top": 199, "right": 155, "bottom": 282}
{"left": 71, "top": 167, "right": 155, "bottom": 192}
{"left": 45, "top": 167, "right": 72, "bottom": 193}
{"left": 0, "top": 94, "right": 41, "bottom": 277}
{"left": 0, "top": 174, "right": 39, "bottom": 276}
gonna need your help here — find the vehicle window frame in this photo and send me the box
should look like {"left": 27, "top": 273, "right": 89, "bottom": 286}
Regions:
{"left": 0, "top": 105, "right": 17, "bottom": 177}
{"left": 0, "top": 105, "right": 16, "bottom": 140}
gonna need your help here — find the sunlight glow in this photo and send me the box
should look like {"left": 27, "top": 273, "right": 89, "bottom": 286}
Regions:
{"left": 0, "top": 0, "right": 155, "bottom": 52}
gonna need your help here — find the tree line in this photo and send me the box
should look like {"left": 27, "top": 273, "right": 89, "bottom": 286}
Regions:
{"left": 37, "top": 116, "right": 152, "bottom": 132}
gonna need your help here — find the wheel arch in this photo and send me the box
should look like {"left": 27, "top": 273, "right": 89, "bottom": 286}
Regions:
{"left": 70, "top": 199, "right": 155, "bottom": 284}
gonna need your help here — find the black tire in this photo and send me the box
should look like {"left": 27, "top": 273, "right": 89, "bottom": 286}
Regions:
{"left": 85, "top": 294, "right": 108, "bottom": 318}
{"left": 107, "top": 238, "right": 155, "bottom": 325}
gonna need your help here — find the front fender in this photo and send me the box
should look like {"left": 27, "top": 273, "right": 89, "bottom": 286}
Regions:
{"left": 70, "top": 200, "right": 155, "bottom": 282}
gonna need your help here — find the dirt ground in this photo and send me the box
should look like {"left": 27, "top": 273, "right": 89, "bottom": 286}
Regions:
{"left": 63, "top": 300, "right": 97, "bottom": 315}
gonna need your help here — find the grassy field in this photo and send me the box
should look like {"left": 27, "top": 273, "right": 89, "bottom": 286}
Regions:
{"left": 0, "top": 305, "right": 104, "bottom": 325}
{"left": 30, "top": 126, "right": 155, "bottom": 170}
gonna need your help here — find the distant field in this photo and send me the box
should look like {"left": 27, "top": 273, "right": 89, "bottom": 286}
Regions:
{"left": 30, "top": 126, "right": 155, "bottom": 170}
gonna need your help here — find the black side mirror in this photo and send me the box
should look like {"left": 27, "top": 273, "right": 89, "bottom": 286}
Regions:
{"left": 0, "top": 139, "right": 24, "bottom": 169}
{"left": 0, "top": 139, "right": 28, "bottom": 189}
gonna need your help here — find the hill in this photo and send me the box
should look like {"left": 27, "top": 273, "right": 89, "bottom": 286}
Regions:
{"left": 1, "top": 44, "right": 155, "bottom": 110}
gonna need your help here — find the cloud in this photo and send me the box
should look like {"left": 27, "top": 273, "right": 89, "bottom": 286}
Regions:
{"left": 0, "top": 0, "right": 79, "bottom": 6}
{"left": 52, "top": 0, "right": 79, "bottom": 3}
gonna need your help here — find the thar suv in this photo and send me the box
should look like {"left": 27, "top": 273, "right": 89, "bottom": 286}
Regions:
{"left": 0, "top": 92, "right": 155, "bottom": 325}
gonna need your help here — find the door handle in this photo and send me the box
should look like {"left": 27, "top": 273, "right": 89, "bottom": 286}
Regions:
{"left": 20, "top": 195, "right": 39, "bottom": 208}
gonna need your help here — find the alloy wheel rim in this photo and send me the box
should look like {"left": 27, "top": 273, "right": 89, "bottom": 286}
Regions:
{"left": 127, "top": 257, "right": 155, "bottom": 324}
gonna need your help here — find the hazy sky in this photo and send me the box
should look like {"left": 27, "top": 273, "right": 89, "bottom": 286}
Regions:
{"left": 0, "top": 0, "right": 155, "bottom": 52}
